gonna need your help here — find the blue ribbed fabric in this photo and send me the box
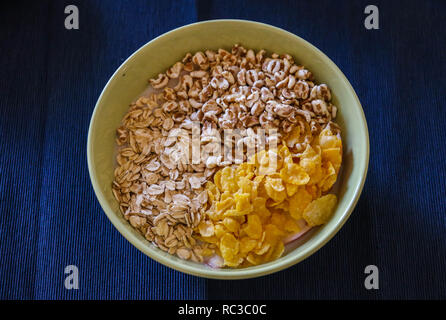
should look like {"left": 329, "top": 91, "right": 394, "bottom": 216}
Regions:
{"left": 0, "top": 0, "right": 444, "bottom": 299}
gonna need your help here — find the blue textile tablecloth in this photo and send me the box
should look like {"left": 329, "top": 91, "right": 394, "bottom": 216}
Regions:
{"left": 0, "top": 0, "right": 445, "bottom": 300}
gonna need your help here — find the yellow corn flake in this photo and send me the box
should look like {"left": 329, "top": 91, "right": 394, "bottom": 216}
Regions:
{"left": 264, "top": 223, "right": 285, "bottom": 240}
{"left": 222, "top": 217, "right": 240, "bottom": 233}
{"left": 265, "top": 176, "right": 285, "bottom": 192}
{"left": 322, "top": 148, "right": 342, "bottom": 172}
{"left": 266, "top": 198, "right": 282, "bottom": 208}
{"left": 306, "top": 184, "right": 321, "bottom": 200}
{"left": 319, "top": 127, "right": 342, "bottom": 149}
{"left": 270, "top": 212, "right": 287, "bottom": 229}
{"left": 320, "top": 128, "right": 342, "bottom": 173}
{"left": 221, "top": 234, "right": 238, "bottom": 252}
{"left": 205, "top": 202, "right": 217, "bottom": 220}
{"left": 254, "top": 242, "right": 271, "bottom": 255}
{"left": 220, "top": 233, "right": 242, "bottom": 266}
{"left": 319, "top": 176, "right": 337, "bottom": 193}
{"left": 216, "top": 197, "right": 234, "bottom": 214}
{"left": 198, "top": 220, "right": 214, "bottom": 237}
{"left": 269, "top": 200, "right": 289, "bottom": 211}
{"left": 280, "top": 163, "right": 310, "bottom": 185}
{"left": 214, "top": 223, "right": 227, "bottom": 238}
{"left": 214, "top": 170, "right": 222, "bottom": 191}
{"left": 236, "top": 163, "right": 255, "bottom": 178}
{"left": 318, "top": 161, "right": 337, "bottom": 192}
{"left": 308, "top": 166, "right": 325, "bottom": 186}
{"left": 197, "top": 235, "right": 219, "bottom": 244}
{"left": 288, "top": 187, "right": 313, "bottom": 220}
{"left": 224, "top": 255, "right": 244, "bottom": 267}
{"left": 237, "top": 176, "right": 253, "bottom": 194}
{"left": 240, "top": 237, "right": 258, "bottom": 254}
{"left": 249, "top": 175, "right": 262, "bottom": 199}
{"left": 264, "top": 176, "right": 287, "bottom": 202}
{"left": 247, "top": 225, "right": 284, "bottom": 263}
{"left": 200, "top": 247, "right": 215, "bottom": 257}
{"left": 220, "top": 191, "right": 232, "bottom": 201}
{"left": 252, "top": 197, "right": 271, "bottom": 219}
{"left": 285, "top": 182, "right": 298, "bottom": 197}
{"left": 243, "top": 215, "right": 263, "bottom": 239}
{"left": 257, "top": 150, "right": 282, "bottom": 175}
{"left": 303, "top": 194, "right": 338, "bottom": 226}
{"left": 256, "top": 182, "right": 269, "bottom": 199}
{"left": 299, "top": 145, "right": 322, "bottom": 176}
{"left": 220, "top": 166, "right": 238, "bottom": 192}
{"left": 268, "top": 212, "right": 300, "bottom": 233}
{"left": 301, "top": 143, "right": 319, "bottom": 159}
{"left": 253, "top": 175, "right": 264, "bottom": 184}
{"left": 279, "top": 145, "right": 294, "bottom": 165}
{"left": 264, "top": 241, "right": 285, "bottom": 263}
{"left": 223, "top": 209, "right": 240, "bottom": 217}
{"left": 284, "top": 217, "right": 301, "bottom": 233}
{"left": 234, "top": 193, "right": 253, "bottom": 215}
{"left": 206, "top": 181, "right": 220, "bottom": 202}
{"left": 246, "top": 252, "right": 263, "bottom": 265}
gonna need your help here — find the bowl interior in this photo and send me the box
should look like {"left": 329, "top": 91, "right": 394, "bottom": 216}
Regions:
{"left": 87, "top": 20, "right": 369, "bottom": 279}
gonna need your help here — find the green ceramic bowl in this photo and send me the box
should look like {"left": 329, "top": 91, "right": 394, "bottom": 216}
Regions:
{"left": 87, "top": 19, "right": 369, "bottom": 279}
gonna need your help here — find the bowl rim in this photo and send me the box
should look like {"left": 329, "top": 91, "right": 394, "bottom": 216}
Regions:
{"left": 87, "top": 19, "right": 370, "bottom": 280}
